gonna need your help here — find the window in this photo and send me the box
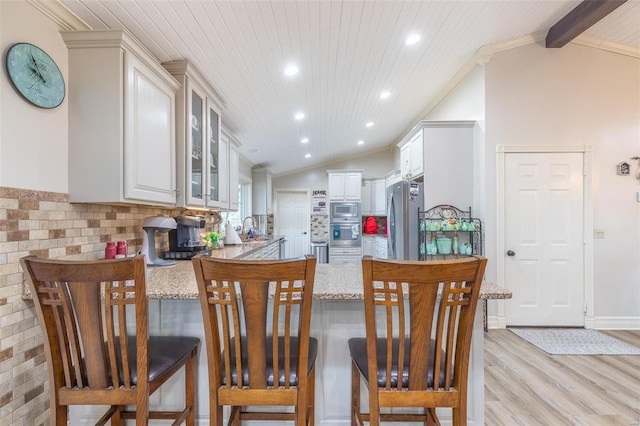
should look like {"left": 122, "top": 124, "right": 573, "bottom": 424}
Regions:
{"left": 224, "top": 180, "right": 251, "bottom": 229}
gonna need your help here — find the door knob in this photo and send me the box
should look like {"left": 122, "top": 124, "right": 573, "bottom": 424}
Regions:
{"left": 506, "top": 250, "right": 516, "bottom": 257}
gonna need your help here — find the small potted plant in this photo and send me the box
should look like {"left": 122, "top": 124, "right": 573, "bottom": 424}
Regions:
{"left": 204, "top": 232, "right": 222, "bottom": 249}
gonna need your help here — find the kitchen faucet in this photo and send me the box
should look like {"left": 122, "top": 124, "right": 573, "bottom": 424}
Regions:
{"left": 241, "top": 216, "right": 257, "bottom": 238}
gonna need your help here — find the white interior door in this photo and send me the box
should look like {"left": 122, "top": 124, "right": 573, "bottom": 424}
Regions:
{"left": 505, "top": 152, "right": 585, "bottom": 326}
{"left": 275, "top": 190, "right": 310, "bottom": 259}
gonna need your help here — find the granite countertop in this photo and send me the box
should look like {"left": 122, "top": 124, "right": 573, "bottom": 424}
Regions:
{"left": 146, "top": 259, "right": 512, "bottom": 301}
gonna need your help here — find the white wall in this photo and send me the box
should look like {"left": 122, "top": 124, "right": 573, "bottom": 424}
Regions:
{"left": 0, "top": 1, "right": 68, "bottom": 192}
{"left": 272, "top": 148, "right": 395, "bottom": 189}
{"left": 424, "top": 66, "right": 485, "bottom": 122}
{"left": 485, "top": 43, "right": 640, "bottom": 320}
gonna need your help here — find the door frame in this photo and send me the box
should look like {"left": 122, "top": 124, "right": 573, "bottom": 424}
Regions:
{"left": 274, "top": 188, "right": 311, "bottom": 258}
{"left": 495, "top": 145, "right": 594, "bottom": 328}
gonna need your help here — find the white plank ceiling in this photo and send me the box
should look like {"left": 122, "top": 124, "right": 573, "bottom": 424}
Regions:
{"left": 55, "top": 0, "right": 640, "bottom": 176}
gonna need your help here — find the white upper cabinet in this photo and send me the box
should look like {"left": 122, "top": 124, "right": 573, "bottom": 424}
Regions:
{"left": 62, "top": 30, "right": 179, "bottom": 206}
{"left": 228, "top": 142, "right": 240, "bottom": 211}
{"left": 362, "top": 178, "right": 386, "bottom": 216}
{"left": 398, "top": 129, "right": 424, "bottom": 180}
{"left": 371, "top": 179, "right": 386, "bottom": 215}
{"left": 328, "top": 170, "right": 362, "bottom": 201}
{"left": 361, "top": 180, "right": 372, "bottom": 215}
{"left": 163, "top": 61, "right": 227, "bottom": 209}
{"left": 252, "top": 168, "right": 273, "bottom": 215}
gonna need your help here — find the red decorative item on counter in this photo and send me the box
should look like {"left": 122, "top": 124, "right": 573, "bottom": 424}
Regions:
{"left": 364, "top": 217, "right": 378, "bottom": 234}
{"left": 105, "top": 242, "right": 116, "bottom": 259}
{"left": 116, "top": 241, "right": 128, "bottom": 256}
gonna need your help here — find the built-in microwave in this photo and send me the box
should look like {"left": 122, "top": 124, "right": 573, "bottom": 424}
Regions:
{"left": 329, "top": 202, "right": 360, "bottom": 221}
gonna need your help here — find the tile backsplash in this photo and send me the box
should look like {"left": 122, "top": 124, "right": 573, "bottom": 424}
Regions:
{"left": 0, "top": 186, "right": 198, "bottom": 425}
{"left": 310, "top": 214, "right": 328, "bottom": 242}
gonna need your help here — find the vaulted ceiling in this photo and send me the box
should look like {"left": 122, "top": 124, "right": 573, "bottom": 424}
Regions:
{"left": 47, "top": 0, "right": 640, "bottom": 176}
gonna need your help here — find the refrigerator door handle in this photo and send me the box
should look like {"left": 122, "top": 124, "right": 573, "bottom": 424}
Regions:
{"left": 387, "top": 190, "right": 396, "bottom": 259}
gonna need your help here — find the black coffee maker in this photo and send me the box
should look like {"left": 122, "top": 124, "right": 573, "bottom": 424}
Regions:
{"left": 163, "top": 215, "right": 211, "bottom": 260}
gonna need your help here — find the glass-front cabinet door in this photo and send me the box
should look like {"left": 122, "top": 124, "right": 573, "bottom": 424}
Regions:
{"left": 206, "top": 100, "right": 228, "bottom": 209}
{"left": 188, "top": 84, "right": 206, "bottom": 206}
{"left": 207, "top": 105, "right": 219, "bottom": 206}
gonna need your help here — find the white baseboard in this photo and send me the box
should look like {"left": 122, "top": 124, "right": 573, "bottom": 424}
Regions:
{"left": 586, "top": 316, "right": 640, "bottom": 330}
{"left": 488, "top": 315, "right": 640, "bottom": 330}
{"left": 486, "top": 315, "right": 507, "bottom": 329}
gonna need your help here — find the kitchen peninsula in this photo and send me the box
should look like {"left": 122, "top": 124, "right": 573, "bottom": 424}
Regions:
{"left": 70, "top": 239, "right": 510, "bottom": 425}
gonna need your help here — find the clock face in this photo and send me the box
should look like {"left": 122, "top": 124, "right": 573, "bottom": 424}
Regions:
{"left": 5, "top": 43, "right": 65, "bottom": 109}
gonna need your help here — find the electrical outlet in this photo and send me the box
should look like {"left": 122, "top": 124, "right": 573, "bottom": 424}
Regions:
{"left": 594, "top": 229, "right": 605, "bottom": 239}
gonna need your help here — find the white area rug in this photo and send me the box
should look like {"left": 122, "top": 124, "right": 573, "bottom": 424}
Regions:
{"left": 508, "top": 328, "right": 640, "bottom": 355}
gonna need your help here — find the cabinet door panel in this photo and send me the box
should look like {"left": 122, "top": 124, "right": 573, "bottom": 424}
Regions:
{"left": 410, "top": 131, "right": 423, "bottom": 177}
{"left": 188, "top": 86, "right": 205, "bottom": 205}
{"left": 361, "top": 180, "right": 372, "bottom": 215}
{"left": 400, "top": 143, "right": 410, "bottom": 179}
{"left": 207, "top": 104, "right": 223, "bottom": 207}
{"left": 372, "top": 179, "right": 386, "bottom": 215}
{"left": 214, "top": 135, "right": 228, "bottom": 208}
{"left": 124, "top": 53, "right": 176, "bottom": 204}
{"left": 345, "top": 173, "right": 361, "bottom": 200}
{"left": 328, "top": 173, "right": 346, "bottom": 200}
{"left": 229, "top": 144, "right": 240, "bottom": 210}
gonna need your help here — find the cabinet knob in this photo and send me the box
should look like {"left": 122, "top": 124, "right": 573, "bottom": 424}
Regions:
{"left": 506, "top": 250, "right": 516, "bottom": 257}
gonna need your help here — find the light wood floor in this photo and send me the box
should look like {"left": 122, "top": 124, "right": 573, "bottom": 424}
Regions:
{"left": 484, "top": 329, "right": 640, "bottom": 425}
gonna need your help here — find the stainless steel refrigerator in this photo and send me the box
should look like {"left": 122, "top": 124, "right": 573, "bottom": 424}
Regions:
{"left": 387, "top": 181, "right": 424, "bottom": 260}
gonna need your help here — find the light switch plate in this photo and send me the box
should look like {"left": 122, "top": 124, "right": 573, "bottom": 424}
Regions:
{"left": 594, "top": 229, "right": 605, "bottom": 239}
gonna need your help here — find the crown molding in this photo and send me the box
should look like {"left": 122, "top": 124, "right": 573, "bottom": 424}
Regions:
{"left": 572, "top": 34, "right": 640, "bottom": 59}
{"left": 27, "top": 0, "right": 90, "bottom": 31}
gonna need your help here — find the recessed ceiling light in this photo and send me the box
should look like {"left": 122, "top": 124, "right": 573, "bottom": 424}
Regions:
{"left": 247, "top": 148, "right": 258, "bottom": 153}
{"left": 405, "top": 33, "right": 421, "bottom": 46}
{"left": 301, "top": 137, "right": 309, "bottom": 143}
{"left": 380, "top": 91, "right": 391, "bottom": 99}
{"left": 357, "top": 140, "right": 364, "bottom": 146}
{"left": 305, "top": 153, "right": 311, "bottom": 158}
{"left": 366, "top": 121, "right": 374, "bottom": 128}
{"left": 284, "top": 64, "right": 299, "bottom": 76}
{"left": 294, "top": 112, "right": 305, "bottom": 120}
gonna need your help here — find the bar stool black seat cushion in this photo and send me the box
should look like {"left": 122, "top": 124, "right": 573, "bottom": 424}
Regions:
{"left": 223, "top": 336, "right": 318, "bottom": 387}
{"left": 348, "top": 337, "right": 448, "bottom": 388}
{"left": 114, "top": 336, "right": 201, "bottom": 384}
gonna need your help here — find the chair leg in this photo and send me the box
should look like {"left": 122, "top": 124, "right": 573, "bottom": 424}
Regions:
{"left": 308, "top": 365, "right": 316, "bottom": 426}
{"left": 426, "top": 408, "right": 441, "bottom": 426}
{"left": 297, "top": 386, "right": 308, "bottom": 426}
{"left": 452, "top": 407, "right": 465, "bottom": 426}
{"left": 211, "top": 402, "right": 223, "bottom": 426}
{"left": 136, "top": 399, "right": 149, "bottom": 424}
{"left": 185, "top": 351, "right": 197, "bottom": 425}
{"left": 452, "top": 392, "right": 467, "bottom": 426}
{"left": 230, "top": 406, "right": 241, "bottom": 425}
{"left": 351, "top": 360, "right": 360, "bottom": 426}
{"left": 52, "top": 403, "right": 68, "bottom": 426}
{"left": 110, "top": 406, "right": 124, "bottom": 426}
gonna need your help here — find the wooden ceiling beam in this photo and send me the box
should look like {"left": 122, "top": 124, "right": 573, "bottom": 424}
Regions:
{"left": 546, "top": 0, "right": 628, "bottom": 48}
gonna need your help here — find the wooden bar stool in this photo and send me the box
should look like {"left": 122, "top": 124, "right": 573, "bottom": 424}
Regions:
{"left": 21, "top": 255, "right": 200, "bottom": 425}
{"left": 192, "top": 254, "right": 317, "bottom": 425}
{"left": 349, "top": 255, "right": 487, "bottom": 426}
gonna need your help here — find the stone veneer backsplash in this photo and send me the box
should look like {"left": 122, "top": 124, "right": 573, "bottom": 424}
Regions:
{"left": 0, "top": 186, "right": 210, "bottom": 425}
{"left": 310, "top": 215, "right": 328, "bottom": 242}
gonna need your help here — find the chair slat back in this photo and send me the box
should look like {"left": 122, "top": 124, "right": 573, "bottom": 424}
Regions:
{"left": 193, "top": 254, "right": 316, "bottom": 390}
{"left": 21, "top": 255, "right": 147, "bottom": 392}
{"left": 362, "top": 256, "right": 487, "bottom": 392}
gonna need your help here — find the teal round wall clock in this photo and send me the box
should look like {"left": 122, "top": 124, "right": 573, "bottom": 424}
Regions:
{"left": 5, "top": 43, "right": 65, "bottom": 109}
